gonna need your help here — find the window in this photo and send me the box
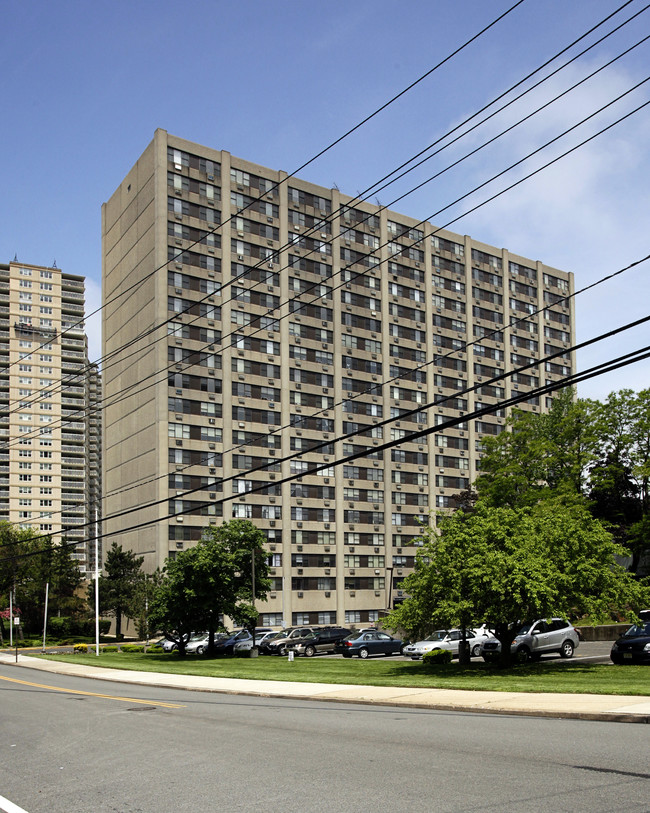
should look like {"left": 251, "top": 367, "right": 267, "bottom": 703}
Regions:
{"left": 345, "top": 611, "right": 361, "bottom": 624}
{"left": 168, "top": 422, "right": 190, "bottom": 439}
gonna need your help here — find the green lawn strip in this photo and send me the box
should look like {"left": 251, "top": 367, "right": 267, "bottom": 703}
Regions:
{"left": 35, "top": 653, "right": 650, "bottom": 696}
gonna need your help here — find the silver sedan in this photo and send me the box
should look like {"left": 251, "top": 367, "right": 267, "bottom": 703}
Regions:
{"left": 403, "top": 629, "right": 489, "bottom": 659}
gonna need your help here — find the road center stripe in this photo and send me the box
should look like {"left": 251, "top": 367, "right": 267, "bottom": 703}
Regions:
{"left": 0, "top": 674, "right": 184, "bottom": 708}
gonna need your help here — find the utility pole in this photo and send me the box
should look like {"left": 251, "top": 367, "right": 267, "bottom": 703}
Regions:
{"left": 251, "top": 548, "right": 256, "bottom": 653}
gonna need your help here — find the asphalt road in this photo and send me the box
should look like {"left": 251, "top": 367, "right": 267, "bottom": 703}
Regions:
{"left": 0, "top": 663, "right": 647, "bottom": 813}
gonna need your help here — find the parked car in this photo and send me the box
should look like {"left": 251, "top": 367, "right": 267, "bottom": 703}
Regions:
{"left": 233, "top": 630, "right": 278, "bottom": 654}
{"left": 335, "top": 630, "right": 403, "bottom": 658}
{"left": 481, "top": 619, "right": 579, "bottom": 663}
{"left": 213, "top": 628, "right": 274, "bottom": 656}
{"left": 403, "top": 628, "right": 490, "bottom": 660}
{"left": 287, "top": 627, "right": 352, "bottom": 657}
{"left": 161, "top": 636, "right": 186, "bottom": 652}
{"left": 610, "top": 620, "right": 650, "bottom": 664}
{"left": 185, "top": 632, "right": 229, "bottom": 655}
{"left": 264, "top": 627, "right": 318, "bottom": 655}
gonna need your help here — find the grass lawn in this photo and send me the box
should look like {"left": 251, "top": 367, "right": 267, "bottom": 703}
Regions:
{"left": 36, "top": 652, "right": 650, "bottom": 696}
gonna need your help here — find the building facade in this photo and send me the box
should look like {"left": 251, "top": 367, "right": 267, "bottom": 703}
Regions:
{"left": 102, "top": 129, "right": 574, "bottom": 627}
{"left": 0, "top": 261, "right": 102, "bottom": 572}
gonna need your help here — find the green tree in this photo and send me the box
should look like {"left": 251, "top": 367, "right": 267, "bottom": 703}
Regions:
{"left": 589, "top": 389, "right": 650, "bottom": 571}
{"left": 0, "top": 525, "right": 83, "bottom": 636}
{"left": 89, "top": 542, "right": 144, "bottom": 640}
{"left": 385, "top": 497, "right": 649, "bottom": 666}
{"left": 149, "top": 519, "right": 271, "bottom": 656}
{"left": 476, "top": 389, "right": 598, "bottom": 508}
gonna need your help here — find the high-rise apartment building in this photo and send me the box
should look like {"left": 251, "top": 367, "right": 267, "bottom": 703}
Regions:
{"left": 102, "top": 129, "right": 574, "bottom": 627}
{"left": 0, "top": 260, "right": 102, "bottom": 573}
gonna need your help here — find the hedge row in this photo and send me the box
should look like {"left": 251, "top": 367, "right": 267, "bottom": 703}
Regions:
{"left": 48, "top": 617, "right": 111, "bottom": 638}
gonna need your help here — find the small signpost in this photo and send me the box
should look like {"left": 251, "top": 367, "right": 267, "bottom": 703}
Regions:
{"left": 14, "top": 616, "right": 20, "bottom": 663}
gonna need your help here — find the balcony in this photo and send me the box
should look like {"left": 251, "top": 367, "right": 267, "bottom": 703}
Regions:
{"left": 14, "top": 322, "right": 57, "bottom": 338}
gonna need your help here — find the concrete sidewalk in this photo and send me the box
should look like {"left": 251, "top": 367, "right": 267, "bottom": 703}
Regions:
{"left": 2, "top": 652, "right": 649, "bottom": 723}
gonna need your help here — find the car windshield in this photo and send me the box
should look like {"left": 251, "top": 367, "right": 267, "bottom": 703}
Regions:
{"left": 623, "top": 622, "right": 650, "bottom": 638}
{"left": 346, "top": 632, "right": 364, "bottom": 641}
{"left": 517, "top": 622, "right": 534, "bottom": 635}
{"left": 424, "top": 630, "right": 448, "bottom": 641}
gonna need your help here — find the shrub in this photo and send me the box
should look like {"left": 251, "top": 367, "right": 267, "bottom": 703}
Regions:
{"left": 103, "top": 645, "right": 118, "bottom": 653}
{"left": 120, "top": 644, "right": 144, "bottom": 653}
{"left": 74, "top": 643, "right": 88, "bottom": 653}
{"left": 46, "top": 617, "right": 112, "bottom": 640}
{"left": 422, "top": 648, "right": 453, "bottom": 666}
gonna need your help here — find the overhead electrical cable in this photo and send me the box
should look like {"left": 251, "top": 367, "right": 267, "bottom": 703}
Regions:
{"left": 3, "top": 331, "right": 650, "bottom": 561}
{"left": 7, "top": 3, "right": 644, "bottom": 423}
{"left": 2, "top": 0, "right": 527, "bottom": 375}
{"left": 6, "top": 90, "right": 650, "bottom": 540}
{"left": 6, "top": 73, "right": 648, "bottom": 473}
{"left": 3, "top": 0, "right": 639, "bottom": 411}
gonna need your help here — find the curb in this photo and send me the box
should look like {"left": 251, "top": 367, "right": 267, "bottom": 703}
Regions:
{"left": 2, "top": 656, "right": 648, "bottom": 724}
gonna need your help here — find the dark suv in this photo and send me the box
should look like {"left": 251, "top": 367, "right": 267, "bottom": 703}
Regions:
{"left": 287, "top": 627, "right": 352, "bottom": 657}
{"left": 263, "top": 627, "right": 317, "bottom": 655}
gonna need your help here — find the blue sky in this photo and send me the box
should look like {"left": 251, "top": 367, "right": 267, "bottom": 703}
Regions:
{"left": 2, "top": 0, "right": 649, "bottom": 400}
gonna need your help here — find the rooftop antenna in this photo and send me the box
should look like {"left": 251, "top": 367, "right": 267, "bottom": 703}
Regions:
{"left": 13, "top": 253, "right": 17, "bottom": 262}
{"left": 52, "top": 259, "right": 57, "bottom": 268}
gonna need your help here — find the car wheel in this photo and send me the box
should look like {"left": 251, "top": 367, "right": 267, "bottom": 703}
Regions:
{"left": 471, "top": 644, "right": 481, "bottom": 658}
{"left": 304, "top": 645, "right": 315, "bottom": 657}
{"left": 515, "top": 646, "right": 531, "bottom": 664}
{"left": 560, "top": 640, "right": 574, "bottom": 659}
{"left": 197, "top": 645, "right": 205, "bottom": 655}
{"left": 358, "top": 647, "right": 369, "bottom": 659}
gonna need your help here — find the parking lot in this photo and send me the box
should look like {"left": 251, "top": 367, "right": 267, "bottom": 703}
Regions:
{"left": 287, "top": 638, "right": 614, "bottom": 663}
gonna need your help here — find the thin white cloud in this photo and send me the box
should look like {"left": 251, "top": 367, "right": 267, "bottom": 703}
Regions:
{"left": 437, "top": 58, "right": 650, "bottom": 400}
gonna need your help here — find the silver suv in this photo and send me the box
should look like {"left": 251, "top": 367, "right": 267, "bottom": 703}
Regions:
{"left": 481, "top": 618, "right": 580, "bottom": 663}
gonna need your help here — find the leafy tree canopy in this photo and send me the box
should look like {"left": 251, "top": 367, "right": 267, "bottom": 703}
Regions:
{"left": 149, "top": 519, "right": 271, "bottom": 655}
{"left": 475, "top": 388, "right": 598, "bottom": 507}
{"left": 385, "top": 496, "right": 649, "bottom": 665}
{"left": 0, "top": 524, "right": 83, "bottom": 634}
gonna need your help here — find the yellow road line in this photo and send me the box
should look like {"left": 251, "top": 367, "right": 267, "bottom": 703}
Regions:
{"left": 0, "top": 674, "right": 185, "bottom": 708}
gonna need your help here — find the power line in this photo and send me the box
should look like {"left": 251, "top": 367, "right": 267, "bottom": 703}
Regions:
{"left": 1, "top": 0, "right": 527, "bottom": 378}
{"left": 6, "top": 2, "right": 643, "bottom": 441}
{"left": 7, "top": 60, "right": 647, "bottom": 455}
{"left": 5, "top": 86, "right": 649, "bottom": 537}
{"left": 31, "top": 83, "right": 650, "bottom": 453}
{"left": 4, "top": 289, "right": 648, "bottom": 550}
{"left": 3, "top": 334, "right": 649, "bottom": 563}
{"left": 4, "top": 1, "right": 640, "bottom": 415}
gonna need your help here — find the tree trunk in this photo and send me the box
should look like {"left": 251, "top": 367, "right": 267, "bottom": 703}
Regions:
{"left": 458, "top": 626, "right": 471, "bottom": 665}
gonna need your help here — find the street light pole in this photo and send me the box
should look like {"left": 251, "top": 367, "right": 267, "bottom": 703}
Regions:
{"left": 94, "top": 509, "right": 100, "bottom": 657}
{"left": 251, "top": 548, "right": 256, "bottom": 652}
